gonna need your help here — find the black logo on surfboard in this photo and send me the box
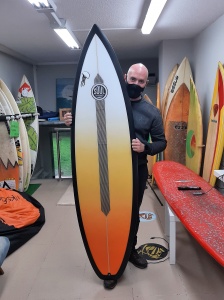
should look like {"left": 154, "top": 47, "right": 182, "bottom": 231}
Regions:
{"left": 81, "top": 71, "right": 90, "bottom": 86}
{"left": 91, "top": 83, "right": 108, "bottom": 101}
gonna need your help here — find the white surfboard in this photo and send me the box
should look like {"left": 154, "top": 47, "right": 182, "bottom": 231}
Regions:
{"left": 161, "top": 64, "right": 179, "bottom": 121}
{"left": 0, "top": 94, "right": 19, "bottom": 189}
{"left": 0, "top": 80, "right": 31, "bottom": 191}
{"left": 17, "top": 75, "right": 39, "bottom": 178}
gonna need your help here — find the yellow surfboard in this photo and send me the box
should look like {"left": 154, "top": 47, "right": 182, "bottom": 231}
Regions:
{"left": 209, "top": 64, "right": 224, "bottom": 187}
{"left": 186, "top": 76, "right": 203, "bottom": 174}
{"left": 203, "top": 62, "right": 224, "bottom": 182}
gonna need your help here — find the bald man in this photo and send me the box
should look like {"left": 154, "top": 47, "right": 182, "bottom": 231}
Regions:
{"left": 64, "top": 63, "right": 167, "bottom": 289}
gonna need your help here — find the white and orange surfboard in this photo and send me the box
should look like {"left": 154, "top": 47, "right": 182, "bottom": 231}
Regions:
{"left": 71, "top": 24, "right": 138, "bottom": 281}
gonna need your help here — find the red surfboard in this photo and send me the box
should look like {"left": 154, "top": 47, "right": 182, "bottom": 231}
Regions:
{"left": 153, "top": 160, "right": 224, "bottom": 266}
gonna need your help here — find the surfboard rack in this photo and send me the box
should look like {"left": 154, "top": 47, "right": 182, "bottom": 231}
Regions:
{"left": 0, "top": 113, "right": 39, "bottom": 122}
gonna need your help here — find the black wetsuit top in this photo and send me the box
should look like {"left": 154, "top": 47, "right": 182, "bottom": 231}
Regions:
{"left": 131, "top": 97, "right": 167, "bottom": 166}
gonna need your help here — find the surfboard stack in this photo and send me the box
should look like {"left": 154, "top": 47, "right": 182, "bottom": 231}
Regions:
{"left": 0, "top": 76, "right": 39, "bottom": 191}
{"left": 161, "top": 57, "right": 203, "bottom": 174}
{"left": 203, "top": 62, "right": 224, "bottom": 186}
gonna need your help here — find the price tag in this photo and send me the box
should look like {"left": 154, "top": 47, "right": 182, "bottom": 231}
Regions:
{"left": 10, "top": 120, "right": 19, "bottom": 138}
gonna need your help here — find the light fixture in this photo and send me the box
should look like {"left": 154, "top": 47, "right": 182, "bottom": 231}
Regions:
{"left": 27, "top": 0, "right": 50, "bottom": 8}
{"left": 54, "top": 27, "right": 80, "bottom": 49}
{"left": 141, "top": 0, "right": 168, "bottom": 35}
{"left": 27, "top": 0, "right": 80, "bottom": 49}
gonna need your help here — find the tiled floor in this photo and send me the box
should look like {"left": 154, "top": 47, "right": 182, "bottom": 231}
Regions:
{"left": 1, "top": 178, "right": 224, "bottom": 300}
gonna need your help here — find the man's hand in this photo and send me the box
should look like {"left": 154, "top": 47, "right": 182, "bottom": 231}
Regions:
{"left": 64, "top": 112, "right": 73, "bottom": 126}
{"left": 132, "top": 138, "right": 145, "bottom": 153}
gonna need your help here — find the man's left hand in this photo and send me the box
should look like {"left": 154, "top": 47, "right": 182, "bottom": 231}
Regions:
{"left": 132, "top": 138, "right": 145, "bottom": 153}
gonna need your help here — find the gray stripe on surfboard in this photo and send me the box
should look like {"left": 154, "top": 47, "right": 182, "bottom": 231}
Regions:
{"left": 96, "top": 99, "right": 110, "bottom": 216}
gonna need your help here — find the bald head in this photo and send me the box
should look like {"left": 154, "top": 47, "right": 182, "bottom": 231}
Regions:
{"left": 125, "top": 63, "right": 149, "bottom": 88}
{"left": 128, "top": 63, "right": 149, "bottom": 79}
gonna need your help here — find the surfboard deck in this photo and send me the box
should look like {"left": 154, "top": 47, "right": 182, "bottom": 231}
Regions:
{"left": 208, "top": 63, "right": 224, "bottom": 186}
{"left": 71, "top": 24, "right": 138, "bottom": 280}
{"left": 186, "top": 76, "right": 203, "bottom": 174}
{"left": 0, "top": 96, "right": 19, "bottom": 190}
{"left": 161, "top": 64, "right": 179, "bottom": 121}
{"left": 153, "top": 161, "right": 224, "bottom": 266}
{"left": 163, "top": 58, "right": 192, "bottom": 121}
{"left": 164, "top": 57, "right": 192, "bottom": 165}
{"left": 17, "top": 75, "right": 39, "bottom": 179}
{"left": 203, "top": 62, "right": 224, "bottom": 182}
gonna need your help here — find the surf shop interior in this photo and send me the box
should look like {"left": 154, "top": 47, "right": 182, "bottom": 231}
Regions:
{"left": 0, "top": 0, "right": 224, "bottom": 299}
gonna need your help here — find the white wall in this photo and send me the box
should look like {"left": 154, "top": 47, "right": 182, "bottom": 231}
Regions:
{"left": 0, "top": 52, "right": 34, "bottom": 100}
{"left": 36, "top": 64, "right": 77, "bottom": 111}
{"left": 193, "top": 14, "right": 224, "bottom": 134}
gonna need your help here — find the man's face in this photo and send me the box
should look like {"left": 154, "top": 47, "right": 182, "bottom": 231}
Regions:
{"left": 126, "top": 68, "right": 148, "bottom": 88}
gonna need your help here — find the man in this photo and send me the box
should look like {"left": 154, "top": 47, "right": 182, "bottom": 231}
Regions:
{"left": 64, "top": 63, "right": 166, "bottom": 289}
{"left": 0, "top": 236, "right": 10, "bottom": 275}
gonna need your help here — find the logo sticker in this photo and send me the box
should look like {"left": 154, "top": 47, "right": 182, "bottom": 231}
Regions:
{"left": 139, "top": 211, "right": 156, "bottom": 222}
{"left": 91, "top": 83, "right": 108, "bottom": 101}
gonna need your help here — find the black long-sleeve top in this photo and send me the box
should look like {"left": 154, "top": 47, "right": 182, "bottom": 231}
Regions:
{"left": 131, "top": 97, "right": 167, "bottom": 166}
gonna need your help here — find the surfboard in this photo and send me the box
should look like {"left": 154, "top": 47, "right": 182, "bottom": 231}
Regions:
{"left": 151, "top": 83, "right": 161, "bottom": 184}
{"left": 0, "top": 87, "right": 24, "bottom": 191}
{"left": 71, "top": 24, "right": 138, "bottom": 280}
{"left": 161, "top": 64, "right": 179, "bottom": 121}
{"left": 153, "top": 161, "right": 224, "bottom": 266}
{"left": 0, "top": 80, "right": 30, "bottom": 191}
{"left": 163, "top": 57, "right": 192, "bottom": 165}
{"left": 143, "top": 94, "right": 156, "bottom": 178}
{"left": 203, "top": 62, "right": 224, "bottom": 182}
{"left": 209, "top": 63, "right": 224, "bottom": 186}
{"left": 0, "top": 93, "right": 19, "bottom": 190}
{"left": 163, "top": 58, "right": 192, "bottom": 121}
{"left": 186, "top": 76, "right": 203, "bottom": 175}
{"left": 143, "top": 93, "right": 153, "bottom": 104}
{"left": 17, "top": 75, "right": 39, "bottom": 179}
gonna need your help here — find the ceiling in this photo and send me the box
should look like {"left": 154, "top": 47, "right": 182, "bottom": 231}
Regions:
{"left": 1, "top": 0, "right": 224, "bottom": 65}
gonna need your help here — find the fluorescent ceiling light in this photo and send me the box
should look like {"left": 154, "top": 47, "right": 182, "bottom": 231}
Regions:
{"left": 28, "top": 0, "right": 50, "bottom": 7}
{"left": 54, "top": 28, "right": 80, "bottom": 49}
{"left": 141, "top": 0, "right": 168, "bottom": 34}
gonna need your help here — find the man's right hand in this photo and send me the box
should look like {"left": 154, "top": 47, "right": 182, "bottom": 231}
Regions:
{"left": 64, "top": 112, "right": 73, "bottom": 126}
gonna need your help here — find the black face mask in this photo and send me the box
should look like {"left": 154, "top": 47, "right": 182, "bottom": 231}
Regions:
{"left": 126, "top": 83, "right": 144, "bottom": 99}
